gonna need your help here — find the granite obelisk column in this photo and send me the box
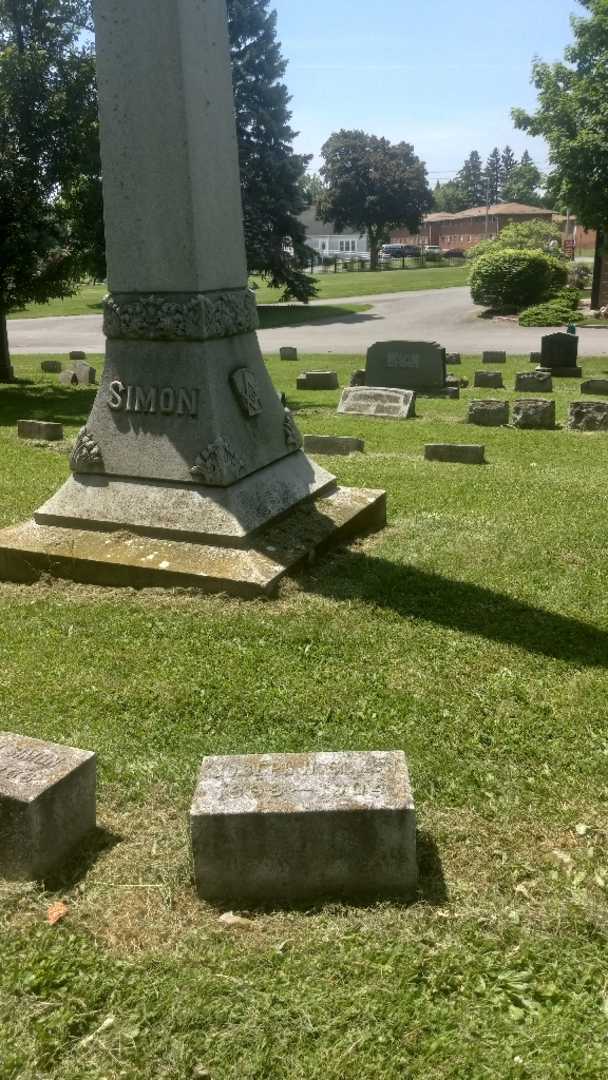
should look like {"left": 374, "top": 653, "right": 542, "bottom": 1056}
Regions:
{"left": 0, "top": 0, "right": 385, "bottom": 594}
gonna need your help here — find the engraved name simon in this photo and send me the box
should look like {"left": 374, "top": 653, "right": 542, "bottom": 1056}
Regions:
{"left": 108, "top": 381, "right": 199, "bottom": 418}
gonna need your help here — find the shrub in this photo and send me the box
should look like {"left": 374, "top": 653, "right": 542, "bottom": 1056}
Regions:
{"left": 469, "top": 248, "right": 568, "bottom": 312}
{"left": 518, "top": 293, "right": 580, "bottom": 326}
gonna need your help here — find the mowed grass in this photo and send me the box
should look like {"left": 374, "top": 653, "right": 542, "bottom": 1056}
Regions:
{"left": 7, "top": 264, "right": 468, "bottom": 319}
{"left": 1, "top": 353, "right": 608, "bottom": 1077}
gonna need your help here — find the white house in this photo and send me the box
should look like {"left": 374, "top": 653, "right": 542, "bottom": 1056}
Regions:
{"left": 299, "top": 206, "right": 368, "bottom": 258}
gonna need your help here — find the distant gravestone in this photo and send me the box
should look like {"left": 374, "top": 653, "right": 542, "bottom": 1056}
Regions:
{"left": 425, "top": 443, "right": 485, "bottom": 464}
{"left": 482, "top": 350, "right": 506, "bottom": 364}
{"left": 567, "top": 401, "right": 608, "bottom": 432}
{"left": 350, "top": 368, "right": 366, "bottom": 387}
{"left": 0, "top": 732, "right": 96, "bottom": 880}
{"left": 474, "top": 371, "right": 504, "bottom": 389}
{"left": 59, "top": 371, "right": 78, "bottom": 386}
{"left": 338, "top": 386, "right": 416, "bottom": 420}
{"left": 41, "top": 361, "right": 62, "bottom": 374}
{"left": 530, "top": 351, "right": 542, "bottom": 365}
{"left": 296, "top": 371, "right": 339, "bottom": 390}
{"left": 74, "top": 361, "right": 97, "bottom": 385}
{"left": 17, "top": 420, "right": 64, "bottom": 442}
{"left": 581, "top": 379, "right": 608, "bottom": 396}
{"left": 512, "top": 399, "right": 556, "bottom": 430}
{"left": 541, "top": 333, "right": 582, "bottom": 376}
{"left": 515, "top": 370, "right": 553, "bottom": 392}
{"left": 365, "top": 340, "right": 447, "bottom": 394}
{"left": 69, "top": 350, "right": 87, "bottom": 362}
{"left": 190, "top": 751, "right": 417, "bottom": 902}
{"left": 468, "top": 400, "right": 509, "bottom": 426}
{"left": 446, "top": 353, "right": 461, "bottom": 365}
{"left": 303, "top": 435, "right": 364, "bottom": 456}
{"left": 280, "top": 347, "right": 298, "bottom": 362}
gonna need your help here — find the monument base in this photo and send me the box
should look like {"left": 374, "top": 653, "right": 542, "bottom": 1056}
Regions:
{"left": 537, "top": 365, "right": 582, "bottom": 378}
{"left": 0, "top": 486, "right": 386, "bottom": 598}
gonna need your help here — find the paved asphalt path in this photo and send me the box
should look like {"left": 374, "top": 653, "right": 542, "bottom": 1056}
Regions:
{"left": 8, "top": 286, "right": 608, "bottom": 356}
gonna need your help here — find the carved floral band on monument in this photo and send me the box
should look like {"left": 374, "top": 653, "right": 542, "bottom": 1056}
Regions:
{"left": 190, "top": 436, "right": 247, "bottom": 485}
{"left": 283, "top": 411, "right": 303, "bottom": 451}
{"left": 103, "top": 289, "right": 259, "bottom": 342}
{"left": 70, "top": 428, "right": 104, "bottom": 472}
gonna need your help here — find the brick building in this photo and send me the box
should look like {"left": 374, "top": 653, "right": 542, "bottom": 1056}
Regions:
{"left": 392, "top": 202, "right": 556, "bottom": 250}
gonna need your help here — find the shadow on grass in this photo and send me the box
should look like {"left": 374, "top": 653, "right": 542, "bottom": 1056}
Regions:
{"left": 0, "top": 384, "right": 96, "bottom": 428}
{"left": 304, "top": 549, "right": 608, "bottom": 667}
{"left": 43, "top": 825, "right": 122, "bottom": 892}
{"left": 257, "top": 304, "right": 378, "bottom": 330}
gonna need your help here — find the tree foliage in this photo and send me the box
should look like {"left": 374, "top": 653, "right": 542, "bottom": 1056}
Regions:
{"left": 319, "top": 130, "right": 432, "bottom": 270}
{"left": 513, "top": 0, "right": 608, "bottom": 229}
{"left": 467, "top": 219, "right": 562, "bottom": 261}
{"left": 470, "top": 248, "right": 568, "bottom": 312}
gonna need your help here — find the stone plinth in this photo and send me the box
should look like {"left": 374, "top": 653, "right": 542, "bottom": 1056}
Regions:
{"left": 567, "top": 401, "right": 608, "bottom": 432}
{"left": 17, "top": 420, "right": 64, "bottom": 442}
{"left": 425, "top": 443, "right": 485, "bottom": 464}
{"left": 482, "top": 351, "right": 506, "bottom": 364}
{"left": 190, "top": 751, "right": 417, "bottom": 903}
{"left": 297, "top": 371, "right": 339, "bottom": 391}
{"left": 515, "top": 370, "right": 553, "bottom": 393}
{"left": 474, "top": 371, "right": 504, "bottom": 389}
{"left": 468, "top": 400, "right": 509, "bottom": 426}
{"left": 0, "top": 733, "right": 96, "bottom": 880}
{"left": 512, "top": 399, "right": 556, "bottom": 430}
{"left": 581, "top": 379, "right": 608, "bottom": 395}
{"left": 338, "top": 387, "right": 416, "bottom": 420}
{"left": 541, "top": 365, "right": 582, "bottom": 378}
{"left": 303, "top": 435, "right": 364, "bottom": 456}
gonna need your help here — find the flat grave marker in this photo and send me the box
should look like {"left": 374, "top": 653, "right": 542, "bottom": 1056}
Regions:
{"left": 338, "top": 386, "right": 416, "bottom": 420}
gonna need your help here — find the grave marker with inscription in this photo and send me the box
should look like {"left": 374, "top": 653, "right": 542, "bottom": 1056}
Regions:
{"left": 365, "top": 340, "right": 447, "bottom": 395}
{"left": 0, "top": 733, "right": 96, "bottom": 880}
{"left": 540, "top": 333, "right": 582, "bottom": 377}
{"left": 338, "top": 386, "right": 416, "bottom": 419}
{"left": 0, "top": 0, "right": 384, "bottom": 596}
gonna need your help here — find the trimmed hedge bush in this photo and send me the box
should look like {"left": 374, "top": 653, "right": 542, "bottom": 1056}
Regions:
{"left": 469, "top": 248, "right": 568, "bottom": 312}
{"left": 518, "top": 288, "right": 581, "bottom": 327}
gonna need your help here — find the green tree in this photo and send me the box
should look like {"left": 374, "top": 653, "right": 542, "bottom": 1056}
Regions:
{"left": 467, "top": 219, "right": 562, "bottom": 261}
{"left": 513, "top": 0, "right": 608, "bottom": 290}
{"left": 300, "top": 171, "right": 326, "bottom": 206}
{"left": 456, "top": 151, "right": 485, "bottom": 207}
{"left": 0, "top": 0, "right": 93, "bottom": 380}
{"left": 433, "top": 179, "right": 468, "bottom": 213}
{"left": 484, "top": 147, "right": 502, "bottom": 205}
{"left": 501, "top": 151, "right": 545, "bottom": 205}
{"left": 228, "top": 0, "right": 314, "bottom": 301}
{"left": 319, "top": 130, "right": 432, "bottom": 270}
{"left": 500, "top": 145, "right": 517, "bottom": 191}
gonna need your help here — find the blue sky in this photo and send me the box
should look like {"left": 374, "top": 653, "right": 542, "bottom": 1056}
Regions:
{"left": 271, "top": 0, "right": 582, "bottom": 180}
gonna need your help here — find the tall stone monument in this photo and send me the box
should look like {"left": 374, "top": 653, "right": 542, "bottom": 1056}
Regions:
{"left": 0, "top": 0, "right": 384, "bottom": 596}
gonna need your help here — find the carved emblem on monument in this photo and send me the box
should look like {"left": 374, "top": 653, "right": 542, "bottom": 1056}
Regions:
{"left": 230, "top": 368, "right": 263, "bottom": 417}
{"left": 283, "top": 411, "right": 303, "bottom": 451}
{"left": 70, "top": 428, "right": 104, "bottom": 472}
{"left": 190, "top": 436, "right": 247, "bottom": 486}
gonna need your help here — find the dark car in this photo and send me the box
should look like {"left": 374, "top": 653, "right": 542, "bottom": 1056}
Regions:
{"left": 442, "top": 248, "right": 466, "bottom": 258}
{"left": 380, "top": 243, "right": 421, "bottom": 260}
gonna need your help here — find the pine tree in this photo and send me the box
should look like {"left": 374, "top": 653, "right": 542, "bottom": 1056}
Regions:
{"left": 456, "top": 151, "right": 485, "bottom": 207}
{"left": 500, "top": 146, "right": 517, "bottom": 195}
{"left": 501, "top": 151, "right": 543, "bottom": 206}
{"left": 484, "top": 147, "right": 502, "bottom": 205}
{"left": 227, "top": 0, "right": 314, "bottom": 301}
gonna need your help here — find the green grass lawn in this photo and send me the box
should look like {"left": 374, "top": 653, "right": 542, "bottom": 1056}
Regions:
{"left": 8, "top": 265, "right": 468, "bottom": 319}
{"left": 1, "top": 352, "right": 608, "bottom": 1077}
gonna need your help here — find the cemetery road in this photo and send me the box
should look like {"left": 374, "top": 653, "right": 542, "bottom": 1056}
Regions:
{"left": 8, "top": 286, "right": 608, "bottom": 356}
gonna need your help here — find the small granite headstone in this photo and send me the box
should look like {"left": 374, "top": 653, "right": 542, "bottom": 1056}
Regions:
{"left": 280, "top": 347, "right": 298, "bottom": 362}
{"left": 474, "top": 371, "right": 504, "bottom": 389}
{"left": 482, "top": 351, "right": 506, "bottom": 364}
{"left": 350, "top": 368, "right": 366, "bottom": 387}
{"left": 446, "top": 353, "right": 461, "bottom": 365}
{"left": 74, "top": 362, "right": 96, "bottom": 385}
{"left": 297, "top": 371, "right": 339, "bottom": 390}
{"left": 425, "top": 443, "right": 485, "bottom": 465}
{"left": 338, "top": 386, "right": 416, "bottom": 420}
{"left": 59, "top": 371, "right": 78, "bottom": 386}
{"left": 366, "top": 340, "right": 446, "bottom": 393}
{"left": 512, "top": 399, "right": 556, "bottom": 430}
{"left": 0, "top": 732, "right": 96, "bottom": 880}
{"left": 515, "top": 370, "right": 553, "bottom": 392}
{"left": 530, "top": 351, "right": 542, "bottom": 365}
{"left": 567, "top": 401, "right": 608, "bottom": 432}
{"left": 190, "top": 751, "right": 417, "bottom": 902}
{"left": 69, "top": 350, "right": 87, "bottom": 362}
{"left": 468, "top": 400, "right": 509, "bottom": 426}
{"left": 41, "top": 361, "right": 62, "bottom": 374}
{"left": 303, "top": 435, "right": 364, "bottom": 456}
{"left": 540, "top": 333, "right": 582, "bottom": 376}
{"left": 17, "top": 420, "right": 64, "bottom": 442}
{"left": 581, "top": 379, "right": 608, "bottom": 396}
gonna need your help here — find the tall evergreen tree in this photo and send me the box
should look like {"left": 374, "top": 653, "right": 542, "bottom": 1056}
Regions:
{"left": 500, "top": 145, "right": 517, "bottom": 193}
{"left": 484, "top": 147, "right": 502, "bottom": 205}
{"left": 227, "top": 0, "right": 314, "bottom": 301}
{"left": 501, "top": 151, "right": 544, "bottom": 205}
{"left": 456, "top": 151, "right": 485, "bottom": 207}
{"left": 0, "top": 0, "right": 93, "bottom": 380}
{"left": 433, "top": 179, "right": 468, "bottom": 213}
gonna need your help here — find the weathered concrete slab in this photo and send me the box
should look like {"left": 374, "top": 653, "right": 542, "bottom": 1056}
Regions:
{"left": 425, "top": 443, "right": 485, "bottom": 464}
{"left": 512, "top": 398, "right": 556, "bottom": 430}
{"left": 0, "top": 732, "right": 96, "bottom": 881}
{"left": 17, "top": 420, "right": 64, "bottom": 442}
{"left": 468, "top": 399, "right": 509, "bottom": 426}
{"left": 581, "top": 379, "right": 608, "bottom": 395}
{"left": 0, "top": 486, "right": 386, "bottom": 597}
{"left": 297, "top": 371, "right": 339, "bottom": 390}
{"left": 567, "top": 401, "right": 608, "bottom": 431}
{"left": 515, "top": 370, "right": 553, "bottom": 392}
{"left": 338, "top": 386, "right": 416, "bottom": 420}
{"left": 190, "top": 751, "right": 417, "bottom": 902}
{"left": 474, "top": 371, "right": 504, "bottom": 389}
{"left": 482, "top": 351, "right": 506, "bottom": 364}
{"left": 303, "top": 435, "right": 364, "bottom": 456}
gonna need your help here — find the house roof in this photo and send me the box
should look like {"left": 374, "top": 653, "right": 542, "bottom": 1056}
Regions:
{"left": 445, "top": 202, "right": 554, "bottom": 221}
{"left": 298, "top": 206, "right": 362, "bottom": 237}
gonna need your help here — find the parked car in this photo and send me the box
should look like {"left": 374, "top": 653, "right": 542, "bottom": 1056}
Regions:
{"left": 380, "top": 243, "right": 421, "bottom": 260}
{"left": 443, "top": 248, "right": 466, "bottom": 258}
{"left": 423, "top": 245, "right": 443, "bottom": 257}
